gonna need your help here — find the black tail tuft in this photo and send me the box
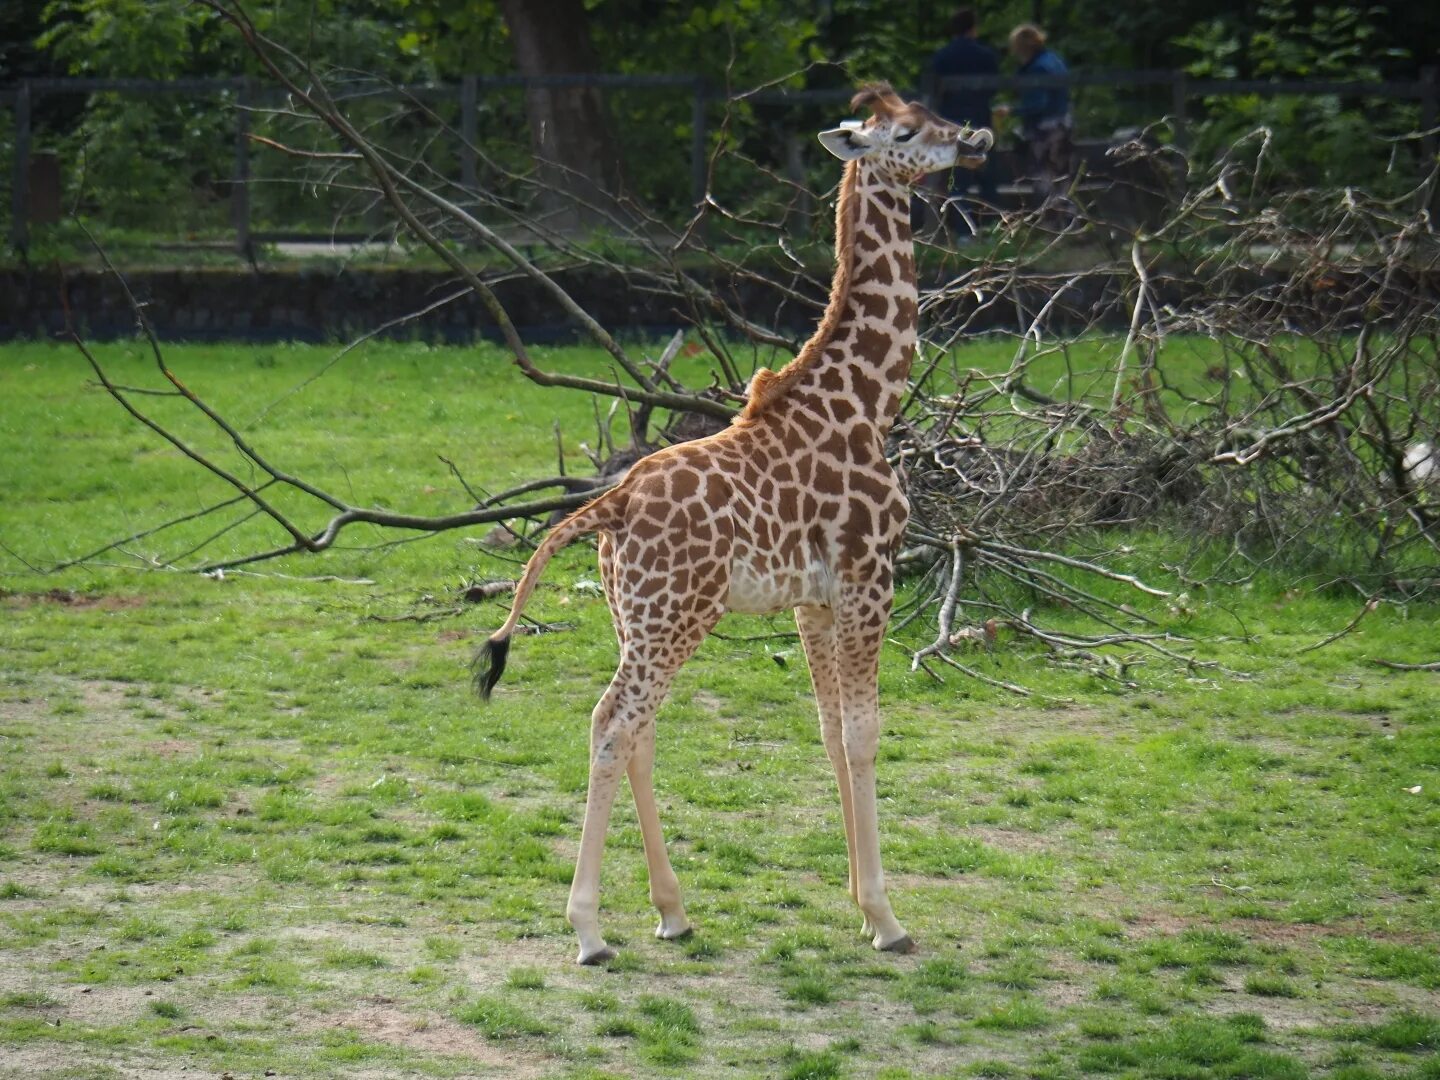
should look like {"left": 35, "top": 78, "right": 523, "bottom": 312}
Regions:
{"left": 472, "top": 634, "right": 511, "bottom": 702}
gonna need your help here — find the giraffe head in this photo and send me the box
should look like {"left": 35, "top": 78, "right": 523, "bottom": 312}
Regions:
{"left": 817, "top": 82, "right": 993, "bottom": 185}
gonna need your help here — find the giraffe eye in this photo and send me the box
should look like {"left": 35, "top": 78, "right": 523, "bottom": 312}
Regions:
{"left": 895, "top": 129, "right": 916, "bottom": 143}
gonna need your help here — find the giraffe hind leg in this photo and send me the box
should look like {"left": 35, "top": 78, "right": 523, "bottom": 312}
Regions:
{"left": 601, "top": 534, "right": 689, "bottom": 938}
{"left": 628, "top": 722, "right": 691, "bottom": 940}
{"left": 565, "top": 604, "right": 721, "bottom": 965}
{"left": 568, "top": 672, "right": 631, "bottom": 965}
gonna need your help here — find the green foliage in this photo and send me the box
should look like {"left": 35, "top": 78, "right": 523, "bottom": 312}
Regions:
{"left": 39, "top": 0, "right": 215, "bottom": 78}
{"left": 15, "top": 0, "right": 1435, "bottom": 243}
{"left": 395, "top": 0, "right": 824, "bottom": 216}
{"left": 33, "top": 3, "right": 236, "bottom": 229}
{"left": 1175, "top": 2, "right": 1416, "bottom": 190}
{"left": 30, "top": 0, "right": 431, "bottom": 236}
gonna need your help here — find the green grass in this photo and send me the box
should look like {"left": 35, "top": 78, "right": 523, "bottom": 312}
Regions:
{"left": 0, "top": 339, "right": 1438, "bottom": 1077}
{"left": 455, "top": 994, "right": 552, "bottom": 1039}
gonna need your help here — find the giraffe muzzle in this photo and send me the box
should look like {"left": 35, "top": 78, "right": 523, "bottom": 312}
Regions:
{"left": 950, "top": 127, "right": 992, "bottom": 170}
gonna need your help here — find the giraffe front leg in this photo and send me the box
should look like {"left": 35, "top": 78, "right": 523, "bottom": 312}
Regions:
{"left": 796, "top": 605, "right": 869, "bottom": 939}
{"left": 837, "top": 600, "right": 913, "bottom": 954}
{"left": 843, "top": 718, "right": 912, "bottom": 952}
{"left": 627, "top": 722, "right": 691, "bottom": 940}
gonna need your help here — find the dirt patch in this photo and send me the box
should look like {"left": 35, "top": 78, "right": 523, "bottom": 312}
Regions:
{"left": 916, "top": 704, "right": 1120, "bottom": 743}
{"left": 307, "top": 768, "right": 355, "bottom": 798}
{"left": 689, "top": 689, "right": 730, "bottom": 717}
{"left": 0, "top": 960, "right": 269, "bottom": 1033}
{"left": 1040, "top": 976, "right": 1097, "bottom": 1010}
{"left": 1226, "top": 917, "right": 1352, "bottom": 944}
{"left": 1225, "top": 915, "right": 1436, "bottom": 947}
{"left": 453, "top": 932, "right": 607, "bottom": 994}
{"left": 0, "top": 1044, "right": 196, "bottom": 1080}
{"left": 966, "top": 824, "right": 1057, "bottom": 854}
{"left": 57, "top": 983, "right": 165, "bottom": 1028}
{"left": 0, "top": 861, "right": 260, "bottom": 920}
{"left": 77, "top": 680, "right": 162, "bottom": 718}
{"left": 1, "top": 588, "right": 145, "bottom": 611}
{"left": 0, "top": 676, "right": 194, "bottom": 733}
{"left": 1059, "top": 890, "right": 1439, "bottom": 953}
{"left": 1205, "top": 977, "right": 1346, "bottom": 1034}
{"left": 1121, "top": 909, "right": 1195, "bottom": 936}
{"left": 329, "top": 999, "right": 550, "bottom": 1076}
{"left": 1042, "top": 955, "right": 1115, "bottom": 1008}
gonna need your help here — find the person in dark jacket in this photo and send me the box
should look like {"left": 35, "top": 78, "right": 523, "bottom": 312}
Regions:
{"left": 924, "top": 8, "right": 999, "bottom": 231}
{"left": 998, "top": 23, "right": 1072, "bottom": 203}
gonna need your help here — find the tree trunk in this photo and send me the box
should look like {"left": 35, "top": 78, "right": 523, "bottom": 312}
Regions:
{"left": 498, "top": 0, "right": 626, "bottom": 231}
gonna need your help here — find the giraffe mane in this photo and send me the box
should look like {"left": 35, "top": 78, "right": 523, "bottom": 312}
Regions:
{"left": 740, "top": 157, "right": 862, "bottom": 420}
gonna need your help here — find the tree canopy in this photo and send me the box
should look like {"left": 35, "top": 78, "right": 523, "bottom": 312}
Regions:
{"left": 6, "top": 1, "right": 1434, "bottom": 239}
{"left": 25, "top": 0, "right": 1432, "bottom": 86}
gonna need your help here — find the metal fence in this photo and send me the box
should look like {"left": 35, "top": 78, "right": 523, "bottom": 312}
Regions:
{"left": 4, "top": 68, "right": 1436, "bottom": 253}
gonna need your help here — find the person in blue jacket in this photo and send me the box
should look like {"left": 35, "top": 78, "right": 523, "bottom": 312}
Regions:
{"left": 924, "top": 8, "right": 999, "bottom": 226}
{"left": 997, "top": 23, "right": 1073, "bottom": 203}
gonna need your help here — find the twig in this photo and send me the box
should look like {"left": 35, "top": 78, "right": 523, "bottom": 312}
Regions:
{"left": 367, "top": 606, "right": 465, "bottom": 623}
{"left": 1297, "top": 597, "right": 1380, "bottom": 654}
{"left": 209, "top": 570, "right": 376, "bottom": 584}
{"left": 1111, "top": 238, "right": 1150, "bottom": 411}
{"left": 979, "top": 540, "right": 1173, "bottom": 598}
{"left": 911, "top": 540, "right": 964, "bottom": 670}
{"left": 438, "top": 455, "right": 486, "bottom": 505}
{"left": 50, "top": 485, "right": 277, "bottom": 571}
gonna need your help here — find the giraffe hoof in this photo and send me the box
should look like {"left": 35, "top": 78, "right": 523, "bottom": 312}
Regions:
{"left": 877, "top": 934, "right": 917, "bottom": 954}
{"left": 576, "top": 946, "right": 617, "bottom": 966}
{"left": 656, "top": 923, "right": 693, "bottom": 941}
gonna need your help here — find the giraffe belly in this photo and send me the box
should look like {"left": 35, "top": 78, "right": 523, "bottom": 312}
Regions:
{"left": 724, "top": 557, "right": 834, "bottom": 615}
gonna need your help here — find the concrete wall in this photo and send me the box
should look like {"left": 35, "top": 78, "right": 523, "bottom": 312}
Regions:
{"left": 0, "top": 265, "right": 821, "bottom": 343}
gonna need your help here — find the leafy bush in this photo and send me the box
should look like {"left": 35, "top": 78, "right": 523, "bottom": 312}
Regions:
{"left": 1175, "top": 1, "right": 1417, "bottom": 191}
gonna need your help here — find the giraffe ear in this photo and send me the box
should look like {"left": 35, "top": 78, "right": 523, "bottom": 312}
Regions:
{"left": 817, "top": 126, "right": 873, "bottom": 161}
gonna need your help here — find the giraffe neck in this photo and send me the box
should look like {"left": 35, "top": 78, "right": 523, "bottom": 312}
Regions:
{"left": 741, "top": 159, "right": 918, "bottom": 434}
{"left": 831, "top": 159, "right": 917, "bottom": 430}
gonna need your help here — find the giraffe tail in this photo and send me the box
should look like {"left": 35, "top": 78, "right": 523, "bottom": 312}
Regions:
{"left": 472, "top": 488, "right": 622, "bottom": 701}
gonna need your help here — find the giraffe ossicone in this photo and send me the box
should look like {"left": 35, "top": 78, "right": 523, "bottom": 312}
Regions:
{"left": 475, "top": 82, "right": 992, "bottom": 966}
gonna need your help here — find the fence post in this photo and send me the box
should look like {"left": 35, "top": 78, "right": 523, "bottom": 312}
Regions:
{"left": 1171, "top": 71, "right": 1189, "bottom": 150}
{"left": 232, "top": 79, "right": 251, "bottom": 257}
{"left": 1421, "top": 66, "right": 1437, "bottom": 209}
{"left": 460, "top": 74, "right": 478, "bottom": 193}
{"left": 690, "top": 78, "right": 708, "bottom": 207}
{"left": 784, "top": 133, "right": 813, "bottom": 237}
{"left": 11, "top": 82, "right": 32, "bottom": 253}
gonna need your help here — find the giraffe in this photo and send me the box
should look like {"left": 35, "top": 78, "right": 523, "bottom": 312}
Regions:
{"left": 475, "top": 82, "right": 992, "bottom": 966}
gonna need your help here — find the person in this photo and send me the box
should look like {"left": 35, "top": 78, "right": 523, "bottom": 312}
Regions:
{"left": 923, "top": 8, "right": 999, "bottom": 233}
{"left": 997, "top": 23, "right": 1072, "bottom": 205}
